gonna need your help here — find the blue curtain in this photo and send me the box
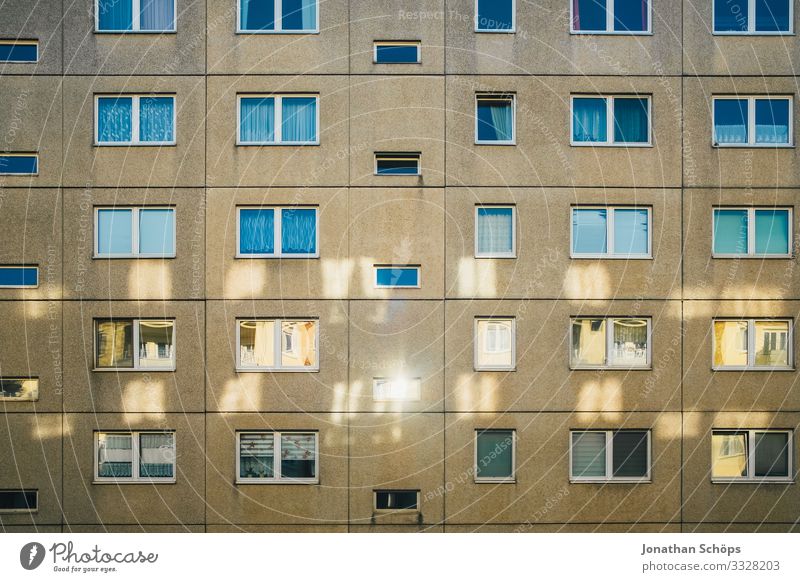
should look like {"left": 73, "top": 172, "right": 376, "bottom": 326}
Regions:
{"left": 573, "top": 0, "right": 607, "bottom": 31}
{"left": 755, "top": 0, "right": 790, "bottom": 32}
{"left": 613, "top": 209, "right": 649, "bottom": 255}
{"left": 281, "top": 97, "right": 317, "bottom": 142}
{"left": 714, "top": 0, "right": 748, "bottom": 31}
{"left": 140, "top": 0, "right": 174, "bottom": 31}
{"left": 240, "top": 0, "right": 275, "bottom": 30}
{"left": 97, "top": 209, "right": 133, "bottom": 254}
{"left": 614, "top": 0, "right": 648, "bottom": 32}
{"left": 755, "top": 209, "right": 789, "bottom": 255}
{"left": 139, "top": 209, "right": 175, "bottom": 255}
{"left": 477, "top": 99, "right": 513, "bottom": 141}
{"left": 477, "top": 0, "right": 514, "bottom": 30}
{"left": 714, "top": 99, "right": 748, "bottom": 144}
{"left": 98, "top": 0, "right": 133, "bottom": 31}
{"left": 573, "top": 98, "right": 607, "bottom": 142}
{"left": 281, "top": 208, "right": 317, "bottom": 254}
{"left": 477, "top": 207, "right": 514, "bottom": 254}
{"left": 713, "top": 209, "right": 748, "bottom": 254}
{"left": 97, "top": 97, "right": 133, "bottom": 143}
{"left": 572, "top": 208, "right": 607, "bottom": 254}
{"left": 282, "top": 0, "right": 316, "bottom": 31}
{"left": 139, "top": 97, "right": 174, "bottom": 143}
{"left": 571, "top": 432, "right": 606, "bottom": 477}
{"left": 239, "top": 209, "right": 275, "bottom": 254}
{"left": 240, "top": 97, "right": 275, "bottom": 143}
{"left": 755, "top": 99, "right": 790, "bottom": 144}
{"left": 613, "top": 98, "right": 648, "bottom": 143}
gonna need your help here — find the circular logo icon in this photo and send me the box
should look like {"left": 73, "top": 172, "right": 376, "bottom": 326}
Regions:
{"left": 20, "top": 542, "right": 46, "bottom": 570}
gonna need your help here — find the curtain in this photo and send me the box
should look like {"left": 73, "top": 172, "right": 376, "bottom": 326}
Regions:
{"left": 612, "top": 319, "right": 648, "bottom": 365}
{"left": 714, "top": 99, "right": 748, "bottom": 144}
{"left": 755, "top": 99, "right": 790, "bottom": 144}
{"left": 139, "top": 208, "right": 175, "bottom": 255}
{"left": 97, "top": 209, "right": 132, "bottom": 254}
{"left": 139, "top": 97, "right": 174, "bottom": 143}
{"left": 97, "top": 97, "right": 132, "bottom": 143}
{"left": 240, "top": 433, "right": 274, "bottom": 478}
{"left": 612, "top": 431, "right": 648, "bottom": 477}
{"left": 713, "top": 209, "right": 748, "bottom": 254}
{"left": 712, "top": 433, "right": 748, "bottom": 477}
{"left": 613, "top": 209, "right": 648, "bottom": 255}
{"left": 139, "top": 433, "right": 175, "bottom": 478}
{"left": 140, "top": 0, "right": 174, "bottom": 31}
{"left": 477, "top": 99, "right": 513, "bottom": 141}
{"left": 96, "top": 320, "right": 134, "bottom": 368}
{"left": 613, "top": 98, "right": 648, "bottom": 143}
{"left": 755, "top": 209, "right": 789, "bottom": 255}
{"left": 239, "top": 208, "right": 274, "bottom": 254}
{"left": 476, "top": 431, "right": 513, "bottom": 479}
{"left": 754, "top": 432, "right": 789, "bottom": 477}
{"left": 98, "top": 434, "right": 133, "bottom": 477}
{"left": 239, "top": 321, "right": 275, "bottom": 367}
{"left": 571, "top": 432, "right": 606, "bottom": 477}
{"left": 755, "top": 0, "right": 791, "bottom": 32}
{"left": 241, "top": 0, "right": 275, "bottom": 30}
{"left": 477, "top": 207, "right": 513, "bottom": 254}
{"left": 572, "top": 98, "right": 607, "bottom": 142}
{"left": 572, "top": 208, "right": 607, "bottom": 254}
{"left": 98, "top": 0, "right": 133, "bottom": 31}
{"left": 281, "top": 433, "right": 316, "bottom": 478}
{"left": 281, "top": 97, "right": 317, "bottom": 142}
{"left": 281, "top": 208, "right": 317, "bottom": 254}
{"left": 240, "top": 97, "right": 275, "bottom": 143}
{"left": 614, "top": 0, "right": 648, "bottom": 32}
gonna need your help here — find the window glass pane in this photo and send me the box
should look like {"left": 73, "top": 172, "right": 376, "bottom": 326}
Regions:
{"left": 754, "top": 320, "right": 790, "bottom": 367}
{"left": 281, "top": 434, "right": 316, "bottom": 478}
{"left": 477, "top": 0, "right": 514, "bottom": 30}
{"left": 0, "top": 266, "right": 38, "bottom": 287}
{"left": 614, "top": 0, "right": 648, "bottom": 31}
{"left": 96, "top": 320, "right": 134, "bottom": 368}
{"left": 572, "top": 98, "right": 607, "bottom": 143}
{"left": 612, "top": 431, "right": 648, "bottom": 477}
{"left": 477, "top": 98, "right": 513, "bottom": 142}
{"left": 282, "top": 0, "right": 317, "bottom": 30}
{"left": 139, "top": 433, "right": 175, "bottom": 478}
{"left": 712, "top": 432, "right": 748, "bottom": 478}
{"left": 139, "top": 97, "right": 174, "bottom": 142}
{"left": 281, "top": 208, "right": 317, "bottom": 254}
{"left": 754, "top": 432, "right": 790, "bottom": 477}
{"left": 375, "top": 267, "right": 419, "bottom": 287}
{"left": 613, "top": 209, "right": 649, "bottom": 255}
{"left": 98, "top": 0, "right": 133, "bottom": 31}
{"left": 613, "top": 98, "right": 649, "bottom": 143}
{"left": 755, "top": 0, "right": 791, "bottom": 32}
{"left": 375, "top": 156, "right": 420, "bottom": 175}
{"left": 573, "top": 0, "right": 608, "bottom": 31}
{"left": 240, "top": 433, "right": 275, "bottom": 478}
{"left": 239, "top": 320, "right": 275, "bottom": 367}
{"left": 714, "top": 0, "right": 749, "bottom": 31}
{"left": 0, "top": 43, "right": 37, "bottom": 62}
{"left": 281, "top": 97, "right": 317, "bottom": 142}
{"left": 280, "top": 321, "right": 317, "bottom": 368}
{"left": 239, "top": 208, "right": 275, "bottom": 255}
{"left": 476, "top": 319, "right": 514, "bottom": 369}
{"left": 713, "top": 209, "right": 748, "bottom": 254}
{"left": 476, "top": 430, "right": 514, "bottom": 479}
{"left": 713, "top": 320, "right": 748, "bottom": 367}
{"left": 375, "top": 491, "right": 418, "bottom": 510}
{"left": 0, "top": 490, "right": 37, "bottom": 511}
{"left": 0, "top": 378, "right": 39, "bottom": 400}
{"left": 375, "top": 44, "right": 419, "bottom": 63}
{"left": 0, "top": 155, "right": 38, "bottom": 174}
{"left": 138, "top": 321, "right": 174, "bottom": 368}
{"left": 571, "top": 319, "right": 606, "bottom": 366}
{"left": 97, "top": 97, "right": 133, "bottom": 143}
{"left": 714, "top": 99, "right": 748, "bottom": 144}
{"left": 239, "top": 97, "right": 275, "bottom": 143}
{"left": 240, "top": 0, "right": 275, "bottom": 30}
{"left": 755, "top": 99, "right": 790, "bottom": 144}
{"left": 611, "top": 319, "right": 648, "bottom": 366}
{"left": 97, "top": 209, "right": 133, "bottom": 255}
{"left": 571, "top": 432, "right": 606, "bottom": 478}
{"left": 476, "top": 207, "right": 514, "bottom": 255}
{"left": 572, "top": 208, "right": 607, "bottom": 254}
{"left": 140, "top": 0, "right": 175, "bottom": 31}
{"left": 755, "top": 209, "right": 790, "bottom": 255}
{"left": 97, "top": 433, "right": 133, "bottom": 478}
{"left": 139, "top": 209, "right": 175, "bottom": 255}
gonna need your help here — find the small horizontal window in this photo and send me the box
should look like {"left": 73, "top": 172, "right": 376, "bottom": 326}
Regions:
{"left": 237, "top": 207, "right": 318, "bottom": 257}
{"left": 572, "top": 95, "right": 651, "bottom": 145}
{"left": 374, "top": 265, "right": 420, "bottom": 288}
{"left": 96, "top": 0, "right": 176, "bottom": 33}
{"left": 238, "top": 0, "right": 319, "bottom": 33}
{"left": 476, "top": 94, "right": 515, "bottom": 144}
{"left": 713, "top": 207, "right": 791, "bottom": 257}
{"left": 572, "top": 206, "right": 651, "bottom": 258}
{"left": 0, "top": 154, "right": 38, "bottom": 175}
{"left": 475, "top": 206, "right": 515, "bottom": 258}
{"left": 95, "top": 207, "right": 175, "bottom": 258}
{"left": 0, "top": 266, "right": 39, "bottom": 288}
{"left": 714, "top": 0, "right": 792, "bottom": 34}
{"left": 95, "top": 319, "right": 175, "bottom": 371}
{"left": 372, "top": 378, "right": 421, "bottom": 401}
{"left": 95, "top": 95, "right": 176, "bottom": 145}
{"left": 571, "top": 317, "right": 651, "bottom": 369}
{"left": 0, "top": 378, "right": 39, "bottom": 401}
{"left": 572, "top": 0, "right": 651, "bottom": 34}
{"left": 475, "top": 429, "right": 515, "bottom": 482}
{"left": 475, "top": 317, "right": 515, "bottom": 371}
{"left": 713, "top": 319, "right": 793, "bottom": 370}
{"left": 95, "top": 431, "right": 176, "bottom": 482}
{"left": 374, "top": 153, "right": 421, "bottom": 175}
{"left": 0, "top": 489, "right": 38, "bottom": 512}
{"left": 0, "top": 40, "right": 38, "bottom": 62}
{"left": 571, "top": 430, "right": 651, "bottom": 482}
{"left": 237, "top": 431, "right": 318, "bottom": 483}
{"left": 238, "top": 94, "right": 319, "bottom": 145}
{"left": 713, "top": 96, "right": 792, "bottom": 147}
{"left": 712, "top": 430, "right": 793, "bottom": 481}
{"left": 237, "top": 319, "right": 319, "bottom": 371}
{"left": 374, "top": 42, "right": 420, "bottom": 64}
{"left": 475, "top": 0, "right": 515, "bottom": 32}
{"left": 374, "top": 490, "right": 419, "bottom": 511}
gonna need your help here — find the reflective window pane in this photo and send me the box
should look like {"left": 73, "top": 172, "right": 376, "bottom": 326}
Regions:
{"left": 139, "top": 433, "right": 175, "bottom": 478}
{"left": 375, "top": 267, "right": 419, "bottom": 288}
{"left": 0, "top": 42, "right": 37, "bottom": 62}
{"left": 477, "top": 0, "right": 514, "bottom": 30}
{"left": 239, "top": 433, "right": 275, "bottom": 479}
{"left": 97, "top": 209, "right": 133, "bottom": 255}
{"left": 755, "top": 99, "right": 790, "bottom": 144}
{"left": 754, "top": 209, "right": 790, "bottom": 255}
{"left": 614, "top": 0, "right": 648, "bottom": 32}
{"left": 240, "top": 0, "right": 275, "bottom": 30}
{"left": 612, "top": 431, "right": 648, "bottom": 477}
{"left": 476, "top": 430, "right": 514, "bottom": 479}
{"left": 611, "top": 319, "right": 648, "bottom": 366}
{"left": 613, "top": 209, "right": 649, "bottom": 255}
{"left": 713, "top": 320, "right": 748, "bottom": 367}
{"left": 613, "top": 97, "right": 649, "bottom": 143}
{"left": 572, "top": 208, "right": 607, "bottom": 254}
{"left": 755, "top": 0, "right": 791, "bottom": 32}
{"left": 754, "top": 432, "right": 790, "bottom": 477}
{"left": 139, "top": 97, "right": 174, "bottom": 143}
{"left": 239, "top": 97, "right": 275, "bottom": 143}
{"left": 714, "top": 99, "right": 748, "bottom": 144}
{"left": 571, "top": 431, "right": 606, "bottom": 478}
{"left": 98, "top": 0, "right": 133, "bottom": 31}
{"left": 571, "top": 319, "right": 606, "bottom": 366}
{"left": 714, "top": 0, "right": 749, "bottom": 31}
{"left": 477, "top": 97, "right": 514, "bottom": 142}
{"left": 476, "top": 319, "right": 514, "bottom": 369}
{"left": 138, "top": 321, "right": 174, "bottom": 368}
{"left": 281, "top": 433, "right": 316, "bottom": 478}
{"left": 712, "top": 432, "right": 748, "bottom": 478}
{"left": 754, "top": 320, "right": 790, "bottom": 367}
{"left": 0, "top": 378, "right": 39, "bottom": 401}
{"left": 572, "top": 98, "right": 607, "bottom": 143}
{"left": 476, "top": 207, "right": 514, "bottom": 255}
{"left": 573, "top": 0, "right": 608, "bottom": 31}
{"left": 97, "top": 433, "right": 133, "bottom": 478}
{"left": 280, "top": 321, "right": 318, "bottom": 368}
{"left": 95, "top": 320, "right": 134, "bottom": 368}
{"left": 282, "top": 0, "right": 317, "bottom": 31}
{"left": 239, "top": 320, "right": 276, "bottom": 368}
{"left": 281, "top": 208, "right": 317, "bottom": 255}
{"left": 97, "top": 97, "right": 133, "bottom": 143}
{"left": 375, "top": 44, "right": 419, "bottom": 63}
{"left": 139, "top": 209, "right": 175, "bottom": 255}
{"left": 140, "top": 0, "right": 175, "bottom": 31}
{"left": 281, "top": 97, "right": 317, "bottom": 143}
{"left": 239, "top": 209, "right": 275, "bottom": 255}
{"left": 713, "top": 209, "right": 748, "bottom": 255}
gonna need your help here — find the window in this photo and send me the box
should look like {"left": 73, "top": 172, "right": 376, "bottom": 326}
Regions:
{"left": 372, "top": 378, "right": 422, "bottom": 401}
{"left": 475, "top": 318, "right": 515, "bottom": 371}
{"left": 374, "top": 152, "right": 421, "bottom": 175}
{"left": 94, "top": 319, "right": 175, "bottom": 371}
{"left": 95, "top": 431, "right": 175, "bottom": 482}
{"left": 475, "top": 429, "right": 515, "bottom": 482}
{"left": 374, "top": 490, "right": 419, "bottom": 511}
{"left": 0, "top": 378, "right": 39, "bottom": 401}
{"left": 476, "top": 94, "right": 515, "bottom": 144}
{"left": 374, "top": 265, "right": 420, "bottom": 288}
{"left": 0, "top": 154, "right": 38, "bottom": 175}
{"left": 95, "top": 207, "right": 175, "bottom": 258}
{"left": 237, "top": 431, "right": 318, "bottom": 483}
{"left": 0, "top": 40, "right": 38, "bottom": 62}
{"left": 712, "top": 430, "right": 793, "bottom": 481}
{"left": 714, "top": 0, "right": 792, "bottom": 34}
{"left": 237, "top": 319, "right": 319, "bottom": 371}
{"left": 571, "top": 0, "right": 651, "bottom": 33}
{"left": 0, "top": 490, "right": 37, "bottom": 512}
{"left": 570, "top": 430, "right": 651, "bottom": 482}
{"left": 571, "top": 317, "right": 651, "bottom": 369}
{"left": 0, "top": 266, "right": 39, "bottom": 288}
{"left": 96, "top": 0, "right": 176, "bottom": 32}
{"left": 713, "top": 207, "right": 791, "bottom": 257}
{"left": 572, "top": 95, "right": 651, "bottom": 145}
{"left": 95, "top": 95, "right": 176, "bottom": 145}
{"left": 475, "top": 0, "right": 515, "bottom": 31}
{"left": 237, "top": 207, "right": 318, "bottom": 258}
{"left": 238, "top": 0, "right": 318, "bottom": 33}
{"left": 713, "top": 96, "right": 792, "bottom": 146}
{"left": 713, "top": 319, "right": 792, "bottom": 369}
{"left": 374, "top": 42, "right": 421, "bottom": 64}
{"left": 571, "top": 207, "right": 651, "bottom": 258}
{"left": 238, "top": 94, "right": 319, "bottom": 145}
{"left": 475, "top": 206, "right": 516, "bottom": 258}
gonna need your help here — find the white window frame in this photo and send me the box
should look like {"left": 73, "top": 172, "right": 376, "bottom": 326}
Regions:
{"left": 235, "top": 318, "right": 320, "bottom": 372}
{"left": 93, "top": 206, "right": 177, "bottom": 259}
{"left": 0, "top": 40, "right": 39, "bottom": 63}
{"left": 236, "top": 94, "right": 320, "bottom": 145}
{"left": 474, "top": 0, "right": 516, "bottom": 33}
{"left": 373, "top": 152, "right": 422, "bottom": 176}
{"left": 373, "top": 265, "right": 421, "bottom": 289}
{"left": 711, "top": 429, "right": 794, "bottom": 483}
{"left": 95, "top": 0, "right": 178, "bottom": 33}
{"left": 373, "top": 41, "right": 421, "bottom": 64}
{"left": 235, "top": 206, "right": 319, "bottom": 258}
{"left": 93, "top": 318, "right": 176, "bottom": 371}
{"left": 94, "top": 94, "right": 177, "bottom": 146}
{"left": 474, "top": 205, "right": 517, "bottom": 259}
{"left": 712, "top": 207, "right": 793, "bottom": 258}
{"left": 570, "top": 316, "right": 653, "bottom": 369}
{"left": 373, "top": 490, "right": 420, "bottom": 513}
{"left": 712, "top": 318, "right": 794, "bottom": 370}
{"left": 712, "top": 96, "right": 794, "bottom": 147}
{"left": 569, "top": 0, "right": 653, "bottom": 35}
{"left": 0, "top": 153, "right": 39, "bottom": 176}
{"left": 372, "top": 377, "right": 422, "bottom": 402}
{"left": 570, "top": 206, "right": 652, "bottom": 259}
{"left": 569, "top": 429, "right": 652, "bottom": 483}
{"left": 570, "top": 95, "right": 653, "bottom": 147}
{"left": 474, "top": 429, "right": 516, "bottom": 483}
{"left": 475, "top": 94, "right": 516, "bottom": 145}
{"left": 236, "top": 0, "right": 320, "bottom": 34}
{"left": 93, "top": 431, "right": 176, "bottom": 484}
{"left": 235, "top": 431, "right": 319, "bottom": 484}
{"left": 712, "top": 0, "right": 794, "bottom": 35}
{"left": 474, "top": 317, "right": 516, "bottom": 371}
{"left": 0, "top": 265, "right": 39, "bottom": 288}
{"left": 0, "top": 489, "right": 38, "bottom": 513}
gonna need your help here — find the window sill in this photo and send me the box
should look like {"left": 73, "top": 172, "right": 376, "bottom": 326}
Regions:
{"left": 93, "top": 368, "right": 176, "bottom": 373}
{"left": 373, "top": 173, "right": 422, "bottom": 177}
{"left": 236, "top": 479, "right": 319, "bottom": 485}
{"left": 713, "top": 144, "right": 794, "bottom": 149}
{"left": 372, "top": 61, "right": 423, "bottom": 66}
{"left": 712, "top": 254, "right": 793, "bottom": 259}
{"left": 235, "top": 368, "right": 320, "bottom": 373}
{"left": 475, "top": 478, "right": 516, "bottom": 484}
{"left": 94, "top": 142, "right": 177, "bottom": 147}
{"left": 571, "top": 255, "right": 652, "bottom": 260}
{"left": 93, "top": 479, "right": 176, "bottom": 485}
{"left": 711, "top": 479, "right": 794, "bottom": 484}
{"left": 0, "top": 173, "right": 38, "bottom": 177}
{"left": 474, "top": 29, "right": 516, "bottom": 34}
{"left": 570, "top": 366, "right": 652, "bottom": 371}
{"left": 0, "top": 509, "right": 38, "bottom": 514}
{"left": 475, "top": 254, "right": 517, "bottom": 260}
{"left": 571, "top": 142, "right": 653, "bottom": 148}
{"left": 235, "top": 30, "right": 320, "bottom": 35}
{"left": 0, "top": 398, "right": 38, "bottom": 402}
{"left": 236, "top": 142, "right": 320, "bottom": 147}
{"left": 712, "top": 367, "right": 795, "bottom": 372}
{"left": 712, "top": 31, "right": 794, "bottom": 36}
{"left": 475, "top": 367, "right": 516, "bottom": 372}
{"left": 235, "top": 254, "right": 320, "bottom": 260}
{"left": 93, "top": 255, "right": 177, "bottom": 260}
{"left": 94, "top": 30, "right": 177, "bottom": 35}
{"left": 570, "top": 30, "right": 653, "bottom": 36}
{"left": 475, "top": 140, "right": 516, "bottom": 146}
{"left": 570, "top": 479, "right": 651, "bottom": 484}
{"left": 374, "top": 508, "right": 420, "bottom": 514}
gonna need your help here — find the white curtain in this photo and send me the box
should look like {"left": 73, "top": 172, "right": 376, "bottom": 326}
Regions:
{"left": 140, "top": 0, "right": 174, "bottom": 31}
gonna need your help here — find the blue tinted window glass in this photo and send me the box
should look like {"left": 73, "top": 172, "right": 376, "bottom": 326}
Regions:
{"left": 375, "top": 44, "right": 419, "bottom": 63}
{"left": 139, "top": 209, "right": 175, "bottom": 255}
{"left": 140, "top": 0, "right": 175, "bottom": 31}
{"left": 97, "top": 97, "right": 133, "bottom": 143}
{"left": 239, "top": 97, "right": 275, "bottom": 143}
{"left": 0, "top": 267, "right": 38, "bottom": 287}
{"left": 613, "top": 98, "right": 649, "bottom": 143}
{"left": 477, "top": 0, "right": 514, "bottom": 30}
{"left": 573, "top": 209, "right": 608, "bottom": 254}
{"left": 755, "top": 0, "right": 791, "bottom": 32}
{"left": 614, "top": 0, "right": 648, "bottom": 32}
{"left": 239, "top": 209, "right": 275, "bottom": 255}
{"left": 573, "top": 98, "right": 608, "bottom": 143}
{"left": 0, "top": 155, "right": 38, "bottom": 175}
{"left": 713, "top": 209, "right": 748, "bottom": 254}
{"left": 476, "top": 431, "right": 514, "bottom": 478}
{"left": 477, "top": 98, "right": 513, "bottom": 142}
{"left": 139, "top": 97, "right": 174, "bottom": 143}
{"left": 376, "top": 267, "right": 419, "bottom": 287}
{"left": 755, "top": 209, "right": 790, "bottom": 255}
{"left": 755, "top": 99, "right": 790, "bottom": 144}
{"left": 281, "top": 97, "right": 317, "bottom": 143}
{"left": 282, "top": 0, "right": 316, "bottom": 31}
{"left": 240, "top": 0, "right": 275, "bottom": 30}
{"left": 714, "top": 99, "right": 748, "bottom": 144}
{"left": 613, "top": 209, "right": 649, "bottom": 255}
{"left": 281, "top": 208, "right": 317, "bottom": 255}
{"left": 0, "top": 43, "right": 37, "bottom": 62}
{"left": 98, "top": 0, "right": 133, "bottom": 31}
{"left": 376, "top": 157, "right": 420, "bottom": 175}
{"left": 477, "top": 207, "right": 514, "bottom": 255}
{"left": 573, "top": 0, "right": 608, "bottom": 31}
{"left": 714, "top": 0, "right": 749, "bottom": 31}
{"left": 97, "top": 209, "right": 133, "bottom": 255}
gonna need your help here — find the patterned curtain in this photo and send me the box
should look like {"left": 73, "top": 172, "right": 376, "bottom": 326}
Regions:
{"left": 239, "top": 208, "right": 275, "bottom": 254}
{"left": 240, "top": 97, "right": 275, "bottom": 143}
{"left": 139, "top": 97, "right": 174, "bottom": 142}
{"left": 97, "top": 97, "right": 133, "bottom": 143}
{"left": 98, "top": 434, "right": 133, "bottom": 477}
{"left": 139, "top": 433, "right": 175, "bottom": 478}
{"left": 240, "top": 433, "right": 275, "bottom": 478}
{"left": 281, "top": 97, "right": 317, "bottom": 142}
{"left": 281, "top": 208, "right": 317, "bottom": 254}
{"left": 477, "top": 207, "right": 513, "bottom": 254}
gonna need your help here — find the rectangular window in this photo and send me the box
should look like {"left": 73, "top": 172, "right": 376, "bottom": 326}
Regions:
{"left": 0, "top": 40, "right": 38, "bottom": 62}
{"left": 714, "top": 0, "right": 792, "bottom": 33}
{"left": 475, "top": 317, "right": 516, "bottom": 371}
{"left": 95, "top": 431, "right": 175, "bottom": 482}
{"left": 0, "top": 378, "right": 39, "bottom": 401}
{"left": 713, "top": 207, "right": 791, "bottom": 257}
{"left": 0, "top": 154, "right": 38, "bottom": 175}
{"left": 475, "top": 206, "right": 516, "bottom": 258}
{"left": 95, "top": 95, "right": 176, "bottom": 145}
{"left": 237, "top": 431, "right": 318, "bottom": 483}
{"left": 0, "top": 490, "right": 38, "bottom": 512}
{"left": 475, "top": 94, "right": 515, "bottom": 144}
{"left": 570, "top": 430, "right": 651, "bottom": 482}
{"left": 237, "top": 319, "right": 319, "bottom": 371}
{"left": 374, "top": 265, "right": 420, "bottom": 288}
{"left": 476, "top": 0, "right": 515, "bottom": 31}
{"left": 571, "top": 317, "right": 651, "bottom": 369}
{"left": 372, "top": 378, "right": 422, "bottom": 402}
{"left": 374, "top": 490, "right": 419, "bottom": 511}
{"left": 571, "top": 206, "right": 651, "bottom": 258}
{"left": 94, "top": 319, "right": 175, "bottom": 371}
{"left": 475, "top": 429, "right": 515, "bottom": 482}
{"left": 237, "top": 206, "right": 318, "bottom": 258}
{"left": 572, "top": 95, "right": 651, "bottom": 145}
{"left": 238, "top": 94, "right": 318, "bottom": 145}
{"left": 374, "top": 42, "right": 421, "bottom": 64}
{"left": 95, "top": 207, "right": 175, "bottom": 258}
{"left": 713, "top": 319, "right": 792, "bottom": 370}
{"left": 96, "top": 0, "right": 176, "bottom": 32}
{"left": 712, "top": 430, "right": 793, "bottom": 481}
{"left": 374, "top": 152, "right": 421, "bottom": 175}
{"left": 572, "top": 0, "right": 651, "bottom": 33}
{"left": 713, "top": 96, "right": 792, "bottom": 146}
{"left": 0, "top": 266, "right": 39, "bottom": 288}
{"left": 238, "top": 0, "right": 319, "bottom": 33}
